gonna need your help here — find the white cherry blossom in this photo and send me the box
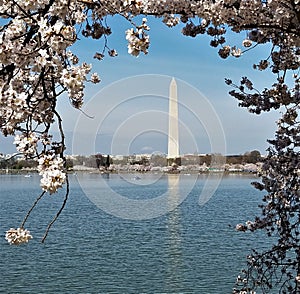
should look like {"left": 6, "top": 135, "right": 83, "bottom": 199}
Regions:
{"left": 14, "top": 133, "right": 39, "bottom": 156}
{"left": 5, "top": 228, "right": 32, "bottom": 245}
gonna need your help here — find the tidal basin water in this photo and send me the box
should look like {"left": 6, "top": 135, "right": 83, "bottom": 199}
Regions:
{"left": 0, "top": 173, "right": 266, "bottom": 293}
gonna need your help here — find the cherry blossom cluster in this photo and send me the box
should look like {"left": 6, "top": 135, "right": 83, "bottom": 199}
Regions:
{"left": 14, "top": 132, "right": 39, "bottom": 157}
{"left": 162, "top": 14, "right": 180, "bottom": 27}
{"left": 5, "top": 227, "right": 32, "bottom": 245}
{"left": 125, "top": 18, "right": 150, "bottom": 57}
{"left": 61, "top": 63, "right": 92, "bottom": 108}
{"left": 38, "top": 154, "right": 66, "bottom": 194}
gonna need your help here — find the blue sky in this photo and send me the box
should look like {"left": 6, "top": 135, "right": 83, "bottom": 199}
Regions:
{"left": 1, "top": 15, "right": 281, "bottom": 156}
{"left": 68, "top": 15, "right": 280, "bottom": 156}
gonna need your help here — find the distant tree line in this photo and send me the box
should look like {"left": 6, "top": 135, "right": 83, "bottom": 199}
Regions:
{"left": 0, "top": 150, "right": 262, "bottom": 171}
{"left": 71, "top": 154, "right": 112, "bottom": 169}
{"left": 0, "top": 157, "right": 72, "bottom": 171}
{"left": 226, "top": 150, "right": 262, "bottom": 164}
{"left": 0, "top": 157, "right": 37, "bottom": 170}
{"left": 182, "top": 150, "right": 262, "bottom": 166}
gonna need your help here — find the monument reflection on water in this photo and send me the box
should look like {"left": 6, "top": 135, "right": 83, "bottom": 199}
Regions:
{"left": 166, "top": 174, "right": 183, "bottom": 290}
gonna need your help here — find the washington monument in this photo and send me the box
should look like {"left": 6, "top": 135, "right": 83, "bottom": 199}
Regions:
{"left": 167, "top": 78, "right": 181, "bottom": 166}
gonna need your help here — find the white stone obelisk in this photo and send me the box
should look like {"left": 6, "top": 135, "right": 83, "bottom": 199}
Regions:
{"left": 167, "top": 78, "right": 180, "bottom": 164}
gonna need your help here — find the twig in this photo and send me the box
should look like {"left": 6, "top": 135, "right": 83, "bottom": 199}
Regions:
{"left": 41, "top": 174, "right": 69, "bottom": 243}
{"left": 20, "top": 191, "right": 46, "bottom": 228}
{"left": 77, "top": 107, "right": 95, "bottom": 119}
{"left": 4, "top": 152, "right": 21, "bottom": 161}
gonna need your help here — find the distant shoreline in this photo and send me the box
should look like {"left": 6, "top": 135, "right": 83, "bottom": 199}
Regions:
{"left": 0, "top": 167, "right": 260, "bottom": 176}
